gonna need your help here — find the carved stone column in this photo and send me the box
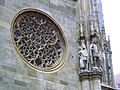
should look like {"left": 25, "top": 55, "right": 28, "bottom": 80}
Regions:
{"left": 91, "top": 71, "right": 102, "bottom": 90}
{"left": 79, "top": 71, "right": 90, "bottom": 90}
{"left": 79, "top": 71, "right": 102, "bottom": 90}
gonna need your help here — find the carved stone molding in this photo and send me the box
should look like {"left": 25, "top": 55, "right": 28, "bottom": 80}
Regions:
{"left": 91, "top": 71, "right": 102, "bottom": 80}
{"left": 79, "top": 71, "right": 91, "bottom": 81}
{"left": 79, "top": 71, "right": 102, "bottom": 81}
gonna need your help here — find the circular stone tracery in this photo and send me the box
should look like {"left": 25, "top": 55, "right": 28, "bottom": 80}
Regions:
{"left": 11, "top": 9, "right": 67, "bottom": 72}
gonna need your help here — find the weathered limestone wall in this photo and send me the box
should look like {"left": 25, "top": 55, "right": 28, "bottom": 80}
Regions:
{"left": 0, "top": 0, "right": 80, "bottom": 90}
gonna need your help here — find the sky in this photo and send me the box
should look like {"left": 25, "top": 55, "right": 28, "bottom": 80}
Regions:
{"left": 101, "top": 0, "right": 120, "bottom": 75}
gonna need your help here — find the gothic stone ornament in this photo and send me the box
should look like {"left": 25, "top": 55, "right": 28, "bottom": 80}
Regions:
{"left": 11, "top": 9, "right": 67, "bottom": 73}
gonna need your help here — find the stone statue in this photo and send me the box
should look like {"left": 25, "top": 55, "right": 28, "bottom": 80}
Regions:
{"left": 79, "top": 41, "right": 88, "bottom": 71}
{"left": 90, "top": 42, "right": 101, "bottom": 70}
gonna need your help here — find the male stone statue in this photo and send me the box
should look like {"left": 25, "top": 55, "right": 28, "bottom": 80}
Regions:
{"left": 79, "top": 41, "right": 88, "bottom": 71}
{"left": 90, "top": 41, "right": 100, "bottom": 70}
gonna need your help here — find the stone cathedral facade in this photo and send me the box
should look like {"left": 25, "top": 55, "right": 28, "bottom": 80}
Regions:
{"left": 0, "top": 0, "right": 116, "bottom": 90}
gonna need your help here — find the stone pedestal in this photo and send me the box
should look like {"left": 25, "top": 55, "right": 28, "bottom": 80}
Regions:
{"left": 79, "top": 71, "right": 102, "bottom": 90}
{"left": 79, "top": 71, "right": 90, "bottom": 90}
{"left": 91, "top": 71, "right": 102, "bottom": 90}
{"left": 93, "top": 79, "right": 101, "bottom": 90}
{"left": 82, "top": 79, "right": 90, "bottom": 90}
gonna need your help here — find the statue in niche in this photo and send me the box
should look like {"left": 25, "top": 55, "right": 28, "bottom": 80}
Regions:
{"left": 78, "top": 41, "right": 88, "bottom": 71}
{"left": 90, "top": 38, "right": 101, "bottom": 70}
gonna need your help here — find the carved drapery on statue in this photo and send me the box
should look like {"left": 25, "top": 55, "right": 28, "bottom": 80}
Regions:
{"left": 79, "top": 40, "right": 88, "bottom": 71}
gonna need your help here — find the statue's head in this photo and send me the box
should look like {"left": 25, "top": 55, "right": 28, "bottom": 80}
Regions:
{"left": 81, "top": 43, "right": 86, "bottom": 50}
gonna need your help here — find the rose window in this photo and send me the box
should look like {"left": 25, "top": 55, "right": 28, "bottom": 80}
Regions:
{"left": 11, "top": 9, "right": 67, "bottom": 72}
